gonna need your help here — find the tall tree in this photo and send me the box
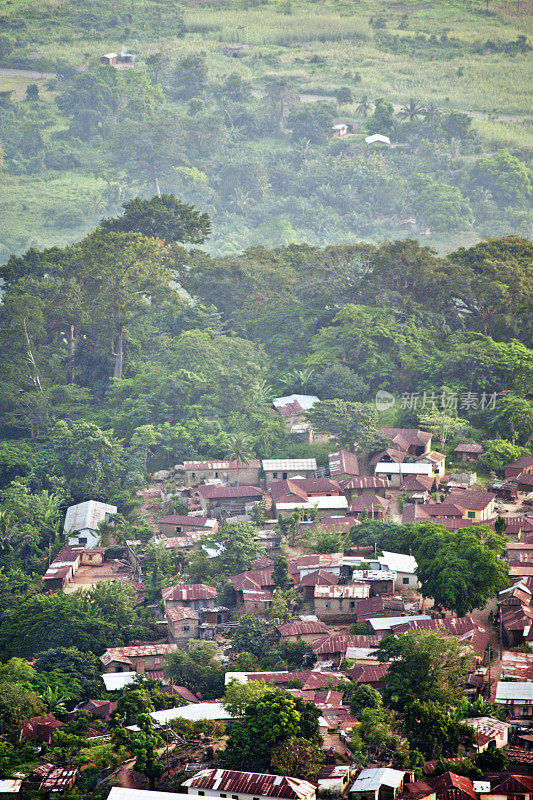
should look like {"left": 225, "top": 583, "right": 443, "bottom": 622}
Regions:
{"left": 70, "top": 231, "right": 172, "bottom": 379}
{"left": 99, "top": 195, "right": 211, "bottom": 244}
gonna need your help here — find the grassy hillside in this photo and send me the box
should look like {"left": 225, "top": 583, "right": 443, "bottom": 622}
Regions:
{"left": 0, "top": 0, "right": 531, "bottom": 259}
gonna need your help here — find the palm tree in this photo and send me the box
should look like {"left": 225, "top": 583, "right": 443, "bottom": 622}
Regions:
{"left": 226, "top": 434, "right": 254, "bottom": 485}
{"left": 397, "top": 98, "right": 426, "bottom": 121}
{"left": 356, "top": 94, "right": 373, "bottom": 118}
{"left": 423, "top": 102, "right": 442, "bottom": 124}
{"left": 41, "top": 686, "right": 69, "bottom": 715}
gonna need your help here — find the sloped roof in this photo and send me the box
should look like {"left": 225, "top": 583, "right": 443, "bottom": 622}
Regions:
{"left": 197, "top": 485, "right": 263, "bottom": 499}
{"left": 343, "top": 476, "right": 389, "bottom": 490}
{"left": 300, "top": 569, "right": 339, "bottom": 587}
{"left": 263, "top": 458, "right": 317, "bottom": 471}
{"left": 455, "top": 444, "right": 483, "bottom": 454}
{"left": 165, "top": 606, "right": 199, "bottom": 622}
{"left": 277, "top": 620, "right": 329, "bottom": 637}
{"left": 381, "top": 427, "right": 432, "bottom": 449}
{"left": 349, "top": 494, "right": 389, "bottom": 513}
{"left": 184, "top": 769, "right": 316, "bottom": 800}
{"left": 184, "top": 460, "right": 260, "bottom": 470}
{"left": 351, "top": 768, "right": 405, "bottom": 793}
{"left": 348, "top": 663, "right": 390, "bottom": 684}
{"left": 157, "top": 514, "right": 212, "bottom": 526}
{"left": 314, "top": 583, "right": 369, "bottom": 599}
{"left": 427, "top": 772, "right": 476, "bottom": 800}
{"left": 328, "top": 450, "right": 359, "bottom": 477}
{"left": 313, "top": 634, "right": 380, "bottom": 655}
{"left": 63, "top": 500, "right": 117, "bottom": 533}
{"left": 162, "top": 583, "right": 217, "bottom": 602}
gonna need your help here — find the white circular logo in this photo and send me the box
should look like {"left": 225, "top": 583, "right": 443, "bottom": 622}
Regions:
{"left": 375, "top": 390, "right": 395, "bottom": 411}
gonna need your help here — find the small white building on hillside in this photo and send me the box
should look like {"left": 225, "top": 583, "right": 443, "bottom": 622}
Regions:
{"left": 64, "top": 500, "right": 117, "bottom": 548}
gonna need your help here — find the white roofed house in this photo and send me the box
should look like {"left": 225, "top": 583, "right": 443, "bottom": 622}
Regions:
{"left": 64, "top": 500, "right": 117, "bottom": 548}
{"left": 263, "top": 458, "right": 317, "bottom": 487}
{"left": 350, "top": 768, "right": 405, "bottom": 800}
{"left": 378, "top": 551, "right": 419, "bottom": 589}
{"left": 495, "top": 681, "right": 533, "bottom": 723}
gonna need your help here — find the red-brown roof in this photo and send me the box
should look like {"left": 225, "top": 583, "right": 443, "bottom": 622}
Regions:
{"left": 328, "top": 450, "right": 360, "bottom": 477}
{"left": 313, "top": 634, "right": 380, "bottom": 655}
{"left": 505, "top": 457, "right": 533, "bottom": 470}
{"left": 184, "top": 769, "right": 316, "bottom": 800}
{"left": 162, "top": 583, "right": 217, "bottom": 602}
{"left": 165, "top": 606, "right": 199, "bottom": 621}
{"left": 300, "top": 569, "right": 339, "bottom": 587}
{"left": 342, "top": 476, "right": 389, "bottom": 490}
{"left": 231, "top": 568, "right": 274, "bottom": 592}
{"left": 454, "top": 444, "right": 483, "bottom": 454}
{"left": 348, "top": 662, "right": 390, "bottom": 684}
{"left": 349, "top": 494, "right": 389, "bottom": 513}
{"left": 427, "top": 773, "right": 476, "bottom": 800}
{"left": 277, "top": 620, "right": 329, "bottom": 637}
{"left": 516, "top": 472, "right": 533, "bottom": 487}
{"left": 381, "top": 427, "right": 432, "bottom": 449}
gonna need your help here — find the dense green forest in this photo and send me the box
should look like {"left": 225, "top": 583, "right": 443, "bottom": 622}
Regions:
{"left": 0, "top": 0, "right": 531, "bottom": 258}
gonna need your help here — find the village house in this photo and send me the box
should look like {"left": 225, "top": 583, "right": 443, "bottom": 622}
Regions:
{"left": 342, "top": 476, "right": 388, "bottom": 501}
{"left": 184, "top": 769, "right": 317, "bottom": 800}
{"left": 27, "top": 764, "right": 78, "bottom": 794}
{"left": 515, "top": 472, "right": 533, "bottom": 493}
{"left": 314, "top": 583, "right": 370, "bottom": 622}
{"left": 380, "top": 428, "right": 432, "bottom": 456}
{"left": 461, "top": 717, "right": 509, "bottom": 755}
{"left": 21, "top": 714, "right": 64, "bottom": 743}
{"left": 64, "top": 500, "right": 117, "bottom": 548}
{"left": 300, "top": 569, "right": 338, "bottom": 601}
{"left": 197, "top": 484, "right": 264, "bottom": 517}
{"left": 272, "top": 395, "right": 320, "bottom": 443}
{"left": 242, "top": 588, "right": 273, "bottom": 615}
{"left": 454, "top": 444, "right": 483, "bottom": 463}
{"left": 276, "top": 619, "right": 330, "bottom": 643}
{"left": 478, "top": 775, "right": 533, "bottom": 800}
{"left": 504, "top": 457, "right": 533, "bottom": 479}
{"left": 348, "top": 494, "right": 390, "bottom": 519}
{"left": 348, "top": 662, "right": 390, "bottom": 690}
{"left": 350, "top": 768, "right": 406, "bottom": 800}
{"left": 329, "top": 450, "right": 360, "bottom": 480}
{"left": 262, "top": 458, "right": 317, "bottom": 487}
{"left": 78, "top": 698, "right": 117, "bottom": 719}
{"left": 162, "top": 583, "right": 218, "bottom": 612}
{"left": 100, "top": 643, "right": 178, "bottom": 674}
{"left": 156, "top": 514, "right": 218, "bottom": 536}
{"left": 231, "top": 567, "right": 275, "bottom": 596}
{"left": 332, "top": 122, "right": 349, "bottom": 138}
{"left": 271, "top": 477, "right": 348, "bottom": 518}
{"left": 318, "top": 765, "right": 354, "bottom": 797}
{"left": 425, "top": 773, "right": 475, "bottom": 800}
{"left": 313, "top": 634, "right": 380, "bottom": 664}
{"left": 351, "top": 570, "right": 395, "bottom": 596}
{"left": 292, "top": 552, "right": 344, "bottom": 581}
{"left": 495, "top": 681, "right": 533, "bottom": 722}
{"left": 399, "top": 475, "right": 436, "bottom": 503}
{"left": 368, "top": 615, "right": 431, "bottom": 636}
{"left": 365, "top": 133, "right": 391, "bottom": 146}
{"left": 404, "top": 490, "right": 496, "bottom": 525}
{"left": 100, "top": 52, "right": 118, "bottom": 65}
{"left": 374, "top": 453, "right": 443, "bottom": 487}
{"left": 182, "top": 459, "right": 261, "bottom": 487}
{"left": 43, "top": 545, "right": 105, "bottom": 592}
{"left": 166, "top": 606, "right": 200, "bottom": 646}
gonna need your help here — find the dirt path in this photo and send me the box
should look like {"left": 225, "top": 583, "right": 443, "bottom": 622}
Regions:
{"left": 0, "top": 67, "right": 56, "bottom": 79}
{"left": 251, "top": 89, "right": 525, "bottom": 122}
{"left": 113, "top": 759, "right": 146, "bottom": 790}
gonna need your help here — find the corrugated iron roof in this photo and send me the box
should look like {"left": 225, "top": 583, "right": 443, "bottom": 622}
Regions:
{"left": 162, "top": 583, "right": 217, "bottom": 601}
{"left": 262, "top": 458, "right": 317, "bottom": 471}
{"left": 184, "top": 769, "right": 316, "bottom": 800}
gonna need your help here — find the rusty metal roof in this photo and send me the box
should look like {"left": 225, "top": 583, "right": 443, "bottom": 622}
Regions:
{"left": 184, "top": 769, "right": 316, "bottom": 800}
